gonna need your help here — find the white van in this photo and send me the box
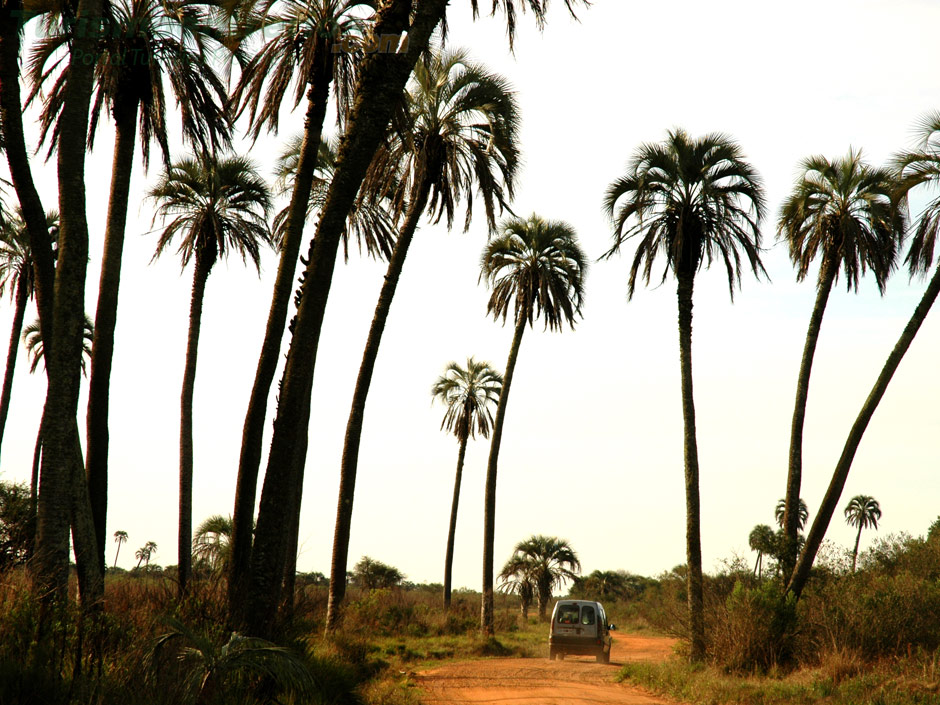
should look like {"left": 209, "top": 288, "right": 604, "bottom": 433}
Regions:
{"left": 548, "top": 599, "right": 616, "bottom": 663}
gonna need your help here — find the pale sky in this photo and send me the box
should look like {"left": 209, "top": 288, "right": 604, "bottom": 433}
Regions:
{"left": 1, "top": 0, "right": 938, "bottom": 589}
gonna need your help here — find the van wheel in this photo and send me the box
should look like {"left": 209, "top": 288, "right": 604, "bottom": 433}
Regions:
{"left": 558, "top": 653, "right": 565, "bottom": 661}
{"left": 596, "top": 650, "right": 610, "bottom": 664}
{"left": 549, "top": 648, "right": 556, "bottom": 661}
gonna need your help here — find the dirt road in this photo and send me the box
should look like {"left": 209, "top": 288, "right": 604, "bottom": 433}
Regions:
{"left": 416, "top": 633, "right": 680, "bottom": 704}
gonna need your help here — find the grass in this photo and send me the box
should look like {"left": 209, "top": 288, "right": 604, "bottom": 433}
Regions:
{"left": 619, "top": 653, "right": 940, "bottom": 705}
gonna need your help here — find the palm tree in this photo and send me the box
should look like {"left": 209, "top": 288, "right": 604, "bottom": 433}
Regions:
{"left": 242, "top": 0, "right": 586, "bottom": 640}
{"left": 192, "top": 514, "right": 233, "bottom": 574}
{"left": 431, "top": 357, "right": 503, "bottom": 611}
{"left": 113, "top": 530, "right": 128, "bottom": 568}
{"left": 26, "top": 0, "right": 233, "bottom": 575}
{"left": 506, "top": 536, "right": 580, "bottom": 620}
{"left": 603, "top": 129, "right": 766, "bottom": 661}
{"left": 775, "top": 498, "right": 808, "bottom": 531}
{"left": 0, "top": 209, "right": 58, "bottom": 460}
{"left": 325, "top": 48, "right": 519, "bottom": 631}
{"left": 788, "top": 117, "right": 939, "bottom": 599}
{"left": 777, "top": 150, "right": 903, "bottom": 580}
{"left": 479, "top": 214, "right": 586, "bottom": 634}
{"left": 748, "top": 524, "right": 775, "bottom": 579}
{"left": 135, "top": 540, "right": 157, "bottom": 569}
{"left": 228, "top": 0, "right": 379, "bottom": 621}
{"left": 149, "top": 154, "right": 273, "bottom": 596}
{"left": 844, "top": 495, "right": 881, "bottom": 572}
{"left": 498, "top": 553, "right": 536, "bottom": 620}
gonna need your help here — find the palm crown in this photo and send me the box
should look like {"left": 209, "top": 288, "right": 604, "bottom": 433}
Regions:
{"left": 844, "top": 495, "right": 881, "bottom": 531}
{"left": 368, "top": 47, "right": 520, "bottom": 233}
{"left": 230, "top": 0, "right": 375, "bottom": 139}
{"left": 23, "top": 314, "right": 94, "bottom": 375}
{"left": 149, "top": 154, "right": 273, "bottom": 272}
{"left": 603, "top": 128, "right": 766, "bottom": 298}
{"left": 0, "top": 210, "right": 58, "bottom": 302}
{"left": 481, "top": 214, "right": 587, "bottom": 330}
{"left": 894, "top": 112, "right": 940, "bottom": 275}
{"left": 28, "top": 0, "right": 231, "bottom": 163}
{"left": 778, "top": 149, "right": 903, "bottom": 293}
{"left": 431, "top": 357, "right": 503, "bottom": 443}
{"left": 775, "top": 498, "right": 808, "bottom": 531}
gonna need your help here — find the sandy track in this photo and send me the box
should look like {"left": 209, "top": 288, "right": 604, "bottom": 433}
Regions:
{"left": 416, "top": 633, "right": 680, "bottom": 704}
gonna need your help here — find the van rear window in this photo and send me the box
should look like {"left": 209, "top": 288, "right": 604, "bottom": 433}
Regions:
{"left": 580, "top": 606, "right": 596, "bottom": 625}
{"left": 556, "top": 604, "right": 580, "bottom": 624}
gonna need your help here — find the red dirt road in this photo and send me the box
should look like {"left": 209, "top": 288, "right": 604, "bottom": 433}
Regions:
{"left": 416, "top": 633, "right": 680, "bottom": 704}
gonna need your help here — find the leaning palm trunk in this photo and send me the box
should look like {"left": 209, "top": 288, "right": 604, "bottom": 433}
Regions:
{"left": 85, "top": 97, "right": 140, "bottom": 575}
{"left": 242, "top": 0, "right": 448, "bottom": 638}
{"left": 442, "top": 434, "right": 468, "bottom": 611}
{"left": 782, "top": 256, "right": 837, "bottom": 576}
{"left": 481, "top": 310, "right": 526, "bottom": 635}
{"left": 179, "top": 251, "right": 213, "bottom": 597}
{"left": 788, "top": 262, "right": 940, "bottom": 598}
{"left": 0, "top": 0, "right": 55, "bottom": 333}
{"left": 325, "top": 178, "right": 432, "bottom": 631}
{"left": 677, "top": 272, "right": 705, "bottom": 662}
{"left": 0, "top": 276, "right": 28, "bottom": 455}
{"left": 229, "top": 51, "right": 332, "bottom": 618}
{"left": 32, "top": 0, "right": 105, "bottom": 608}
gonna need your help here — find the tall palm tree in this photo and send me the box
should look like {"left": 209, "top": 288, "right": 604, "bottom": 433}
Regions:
{"left": 777, "top": 150, "right": 902, "bottom": 580}
{"left": 149, "top": 154, "right": 273, "bottom": 596}
{"left": 479, "top": 214, "right": 586, "bottom": 635}
{"left": 748, "top": 524, "right": 775, "bottom": 579}
{"left": 0, "top": 209, "right": 58, "bottom": 460}
{"left": 325, "top": 48, "right": 519, "bottom": 631}
{"left": 431, "top": 357, "right": 503, "bottom": 611}
{"left": 27, "top": 0, "right": 233, "bottom": 575}
{"left": 113, "top": 530, "right": 128, "bottom": 568}
{"left": 788, "top": 115, "right": 938, "bottom": 599}
{"left": 506, "top": 535, "right": 581, "bottom": 620}
{"left": 844, "top": 495, "right": 881, "bottom": 572}
{"left": 603, "top": 128, "right": 766, "bottom": 661}
{"left": 775, "top": 498, "right": 807, "bottom": 531}
{"left": 135, "top": 540, "right": 157, "bottom": 569}
{"left": 497, "top": 553, "right": 536, "bottom": 620}
{"left": 227, "top": 0, "right": 378, "bottom": 620}
{"left": 242, "top": 0, "right": 586, "bottom": 640}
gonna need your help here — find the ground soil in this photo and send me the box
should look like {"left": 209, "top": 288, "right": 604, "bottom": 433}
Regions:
{"left": 416, "top": 633, "right": 682, "bottom": 704}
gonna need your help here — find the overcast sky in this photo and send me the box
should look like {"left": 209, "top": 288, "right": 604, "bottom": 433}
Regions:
{"left": 1, "top": 0, "right": 939, "bottom": 589}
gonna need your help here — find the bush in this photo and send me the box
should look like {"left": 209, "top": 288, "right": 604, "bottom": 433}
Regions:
{"left": 709, "top": 580, "right": 795, "bottom": 672}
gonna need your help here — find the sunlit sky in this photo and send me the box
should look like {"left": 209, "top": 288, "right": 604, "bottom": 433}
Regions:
{"left": 1, "top": 0, "right": 938, "bottom": 589}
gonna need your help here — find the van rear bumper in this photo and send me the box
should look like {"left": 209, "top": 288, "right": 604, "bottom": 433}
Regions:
{"left": 549, "top": 635, "right": 607, "bottom": 655}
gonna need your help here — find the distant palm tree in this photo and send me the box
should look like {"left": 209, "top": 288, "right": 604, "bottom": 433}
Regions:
{"left": 192, "top": 514, "right": 233, "bottom": 574}
{"left": 603, "top": 129, "right": 766, "bottom": 661}
{"left": 748, "top": 524, "right": 776, "bottom": 579}
{"left": 497, "top": 553, "right": 536, "bottom": 620}
{"left": 844, "top": 495, "right": 881, "bottom": 572}
{"left": 0, "top": 209, "right": 58, "bottom": 460}
{"left": 149, "top": 154, "right": 272, "bottom": 596}
{"left": 479, "top": 214, "right": 586, "bottom": 634}
{"left": 135, "top": 541, "right": 157, "bottom": 569}
{"left": 431, "top": 357, "right": 503, "bottom": 610}
{"left": 506, "top": 535, "right": 581, "bottom": 620}
{"left": 775, "top": 498, "right": 808, "bottom": 531}
{"left": 326, "top": 48, "right": 519, "bottom": 631}
{"left": 113, "top": 530, "right": 128, "bottom": 568}
{"left": 777, "top": 150, "right": 902, "bottom": 578}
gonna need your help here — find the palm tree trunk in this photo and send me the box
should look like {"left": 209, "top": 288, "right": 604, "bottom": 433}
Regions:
{"left": 28, "top": 421, "right": 41, "bottom": 559}
{"left": 179, "top": 253, "right": 213, "bottom": 597}
{"left": 243, "top": 0, "right": 447, "bottom": 639}
{"left": 481, "top": 310, "right": 527, "bottom": 636}
{"left": 0, "top": 0, "right": 55, "bottom": 334}
{"left": 229, "top": 56, "right": 333, "bottom": 621}
{"left": 676, "top": 271, "right": 705, "bottom": 662}
{"left": 325, "top": 178, "right": 432, "bottom": 632}
{"left": 538, "top": 583, "right": 550, "bottom": 621}
{"left": 0, "top": 276, "right": 28, "bottom": 458}
{"left": 782, "top": 257, "right": 837, "bottom": 577}
{"left": 114, "top": 541, "right": 121, "bottom": 568}
{"left": 851, "top": 525, "right": 862, "bottom": 573}
{"left": 32, "top": 0, "right": 104, "bottom": 607}
{"left": 85, "top": 97, "right": 140, "bottom": 576}
{"left": 70, "top": 427, "right": 103, "bottom": 605}
{"left": 788, "top": 261, "right": 940, "bottom": 598}
{"left": 442, "top": 435, "right": 468, "bottom": 611}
